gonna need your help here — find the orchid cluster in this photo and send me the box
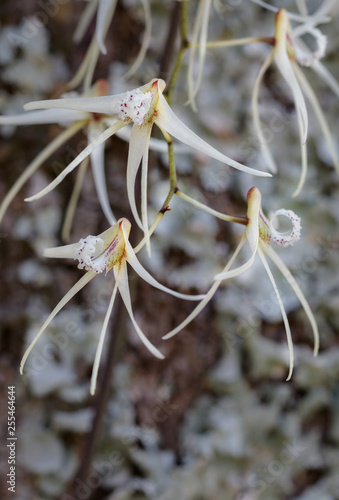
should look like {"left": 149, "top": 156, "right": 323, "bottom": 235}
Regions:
{"left": 1, "top": 0, "right": 337, "bottom": 394}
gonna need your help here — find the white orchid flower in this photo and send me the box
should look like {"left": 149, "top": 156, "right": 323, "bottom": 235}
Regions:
{"left": 252, "top": 8, "right": 339, "bottom": 195}
{"left": 19, "top": 218, "right": 206, "bottom": 395}
{"left": 71, "top": 0, "right": 151, "bottom": 90}
{"left": 23, "top": 78, "right": 269, "bottom": 252}
{"left": 0, "top": 80, "right": 119, "bottom": 239}
{"left": 164, "top": 187, "right": 319, "bottom": 381}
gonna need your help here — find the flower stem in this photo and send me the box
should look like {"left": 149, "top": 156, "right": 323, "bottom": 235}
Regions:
{"left": 175, "top": 189, "right": 248, "bottom": 225}
{"left": 204, "top": 36, "right": 274, "bottom": 49}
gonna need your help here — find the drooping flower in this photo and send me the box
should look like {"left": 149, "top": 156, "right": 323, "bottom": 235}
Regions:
{"left": 70, "top": 0, "right": 152, "bottom": 90}
{"left": 252, "top": 8, "right": 339, "bottom": 195}
{"left": 198, "top": 4, "right": 339, "bottom": 195}
{"left": 19, "top": 218, "right": 206, "bottom": 395}
{"left": 23, "top": 78, "right": 269, "bottom": 251}
{"left": 163, "top": 187, "right": 319, "bottom": 381}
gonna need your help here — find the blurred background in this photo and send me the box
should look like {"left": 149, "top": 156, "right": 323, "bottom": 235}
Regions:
{"left": 0, "top": 1, "right": 339, "bottom": 499}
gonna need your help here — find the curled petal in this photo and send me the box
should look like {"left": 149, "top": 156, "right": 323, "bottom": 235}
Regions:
{"left": 270, "top": 209, "right": 301, "bottom": 247}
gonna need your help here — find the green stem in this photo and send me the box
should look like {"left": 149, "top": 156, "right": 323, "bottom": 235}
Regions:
{"left": 166, "top": 1, "right": 189, "bottom": 106}
{"left": 175, "top": 189, "right": 247, "bottom": 226}
{"left": 203, "top": 36, "right": 274, "bottom": 49}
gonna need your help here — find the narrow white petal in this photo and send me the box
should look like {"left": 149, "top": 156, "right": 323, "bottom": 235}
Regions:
{"left": 90, "top": 275, "right": 119, "bottom": 395}
{"left": 20, "top": 271, "right": 96, "bottom": 374}
{"left": 163, "top": 233, "right": 246, "bottom": 340}
{"left": 44, "top": 241, "right": 82, "bottom": 259}
{"left": 294, "top": 64, "right": 339, "bottom": 173}
{"left": 73, "top": 0, "right": 99, "bottom": 43}
{"left": 115, "top": 261, "right": 164, "bottom": 359}
{"left": 214, "top": 235, "right": 257, "bottom": 280}
{"left": 155, "top": 91, "right": 270, "bottom": 177}
{"left": 88, "top": 125, "right": 116, "bottom": 225}
{"left": 68, "top": 37, "right": 98, "bottom": 90}
{"left": 252, "top": 52, "right": 278, "bottom": 173}
{"left": 126, "top": 124, "right": 152, "bottom": 230}
{"left": 25, "top": 121, "right": 125, "bottom": 202}
{"left": 62, "top": 157, "right": 89, "bottom": 242}
{"left": 0, "top": 122, "right": 83, "bottom": 224}
{"left": 292, "top": 115, "right": 308, "bottom": 197}
{"left": 215, "top": 191, "right": 260, "bottom": 280}
{"left": 24, "top": 94, "right": 127, "bottom": 116}
{"left": 124, "top": 0, "right": 152, "bottom": 79}
{"left": 117, "top": 124, "right": 190, "bottom": 153}
{"left": 264, "top": 245, "right": 319, "bottom": 356}
{"left": 258, "top": 247, "right": 294, "bottom": 381}
{"left": 96, "top": 0, "right": 118, "bottom": 54}
{"left": 0, "top": 109, "right": 88, "bottom": 125}
{"left": 124, "top": 237, "right": 205, "bottom": 301}
{"left": 187, "top": 0, "right": 212, "bottom": 110}
{"left": 140, "top": 141, "right": 151, "bottom": 255}
{"left": 274, "top": 48, "right": 308, "bottom": 143}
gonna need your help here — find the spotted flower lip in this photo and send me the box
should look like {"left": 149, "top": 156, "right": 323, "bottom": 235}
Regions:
{"left": 19, "top": 218, "right": 206, "bottom": 395}
{"left": 23, "top": 78, "right": 270, "bottom": 252}
{"left": 163, "top": 187, "right": 319, "bottom": 382}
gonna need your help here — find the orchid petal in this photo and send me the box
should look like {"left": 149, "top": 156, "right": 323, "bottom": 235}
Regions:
{"left": 124, "top": 0, "right": 152, "bottom": 79}
{"left": 252, "top": 51, "right": 277, "bottom": 173}
{"left": 292, "top": 111, "right": 308, "bottom": 197}
{"left": 294, "top": 63, "right": 339, "bottom": 174}
{"left": 155, "top": 87, "right": 270, "bottom": 177}
{"left": 187, "top": 0, "right": 212, "bottom": 110}
{"left": 163, "top": 233, "right": 246, "bottom": 340}
{"left": 88, "top": 124, "right": 116, "bottom": 225}
{"left": 44, "top": 241, "right": 82, "bottom": 259}
{"left": 0, "top": 122, "right": 84, "bottom": 224}
{"left": 68, "top": 36, "right": 99, "bottom": 90}
{"left": 62, "top": 157, "right": 89, "bottom": 242}
{"left": 73, "top": 0, "right": 99, "bottom": 43}
{"left": 126, "top": 124, "right": 152, "bottom": 231}
{"left": 140, "top": 137, "right": 151, "bottom": 255}
{"left": 116, "top": 125, "right": 190, "bottom": 153}
{"left": 96, "top": 0, "right": 118, "bottom": 54}
{"left": 258, "top": 247, "right": 294, "bottom": 381}
{"left": 274, "top": 44, "right": 308, "bottom": 144}
{"left": 0, "top": 109, "right": 88, "bottom": 126}
{"left": 24, "top": 93, "right": 127, "bottom": 116}
{"left": 90, "top": 275, "right": 119, "bottom": 395}
{"left": 115, "top": 261, "right": 164, "bottom": 359}
{"left": 25, "top": 121, "right": 125, "bottom": 202}
{"left": 215, "top": 187, "right": 260, "bottom": 281}
{"left": 20, "top": 271, "right": 96, "bottom": 374}
{"left": 264, "top": 244, "right": 319, "bottom": 356}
